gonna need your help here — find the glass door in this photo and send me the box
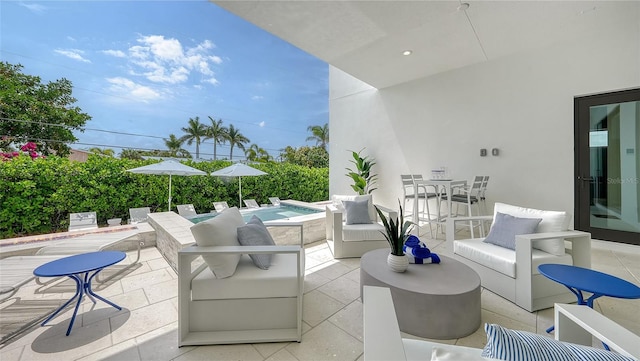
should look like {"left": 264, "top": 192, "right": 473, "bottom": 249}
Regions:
{"left": 575, "top": 88, "right": 640, "bottom": 245}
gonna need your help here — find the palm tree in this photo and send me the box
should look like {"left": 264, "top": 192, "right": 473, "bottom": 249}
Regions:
{"left": 164, "top": 134, "right": 191, "bottom": 158}
{"left": 88, "top": 147, "right": 115, "bottom": 157}
{"left": 225, "top": 124, "right": 250, "bottom": 160}
{"left": 306, "top": 123, "right": 329, "bottom": 150}
{"left": 206, "top": 116, "right": 228, "bottom": 160}
{"left": 245, "top": 143, "right": 271, "bottom": 162}
{"left": 180, "top": 117, "right": 208, "bottom": 159}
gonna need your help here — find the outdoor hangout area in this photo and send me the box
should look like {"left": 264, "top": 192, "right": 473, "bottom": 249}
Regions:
{"left": 0, "top": 192, "right": 639, "bottom": 360}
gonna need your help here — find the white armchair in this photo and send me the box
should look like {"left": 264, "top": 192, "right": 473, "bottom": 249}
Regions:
{"left": 178, "top": 221, "right": 304, "bottom": 346}
{"left": 446, "top": 203, "right": 591, "bottom": 312}
{"left": 325, "top": 194, "right": 397, "bottom": 258}
{"left": 363, "top": 286, "right": 640, "bottom": 361}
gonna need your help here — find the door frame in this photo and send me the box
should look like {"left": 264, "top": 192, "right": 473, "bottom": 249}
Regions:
{"left": 574, "top": 87, "right": 640, "bottom": 246}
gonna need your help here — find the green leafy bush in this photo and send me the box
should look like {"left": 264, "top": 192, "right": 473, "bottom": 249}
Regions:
{"left": 0, "top": 155, "right": 328, "bottom": 238}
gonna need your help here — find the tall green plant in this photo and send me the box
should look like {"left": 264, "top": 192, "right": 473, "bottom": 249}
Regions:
{"left": 375, "top": 201, "right": 414, "bottom": 256}
{"left": 345, "top": 149, "right": 377, "bottom": 195}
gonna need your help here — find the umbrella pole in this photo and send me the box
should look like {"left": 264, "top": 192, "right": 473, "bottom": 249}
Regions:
{"left": 168, "top": 174, "right": 172, "bottom": 211}
{"left": 239, "top": 176, "right": 242, "bottom": 208}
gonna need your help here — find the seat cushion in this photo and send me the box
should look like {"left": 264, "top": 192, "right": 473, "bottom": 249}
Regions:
{"left": 494, "top": 203, "right": 571, "bottom": 256}
{"left": 237, "top": 215, "right": 276, "bottom": 269}
{"left": 192, "top": 253, "right": 301, "bottom": 300}
{"left": 342, "top": 223, "right": 387, "bottom": 241}
{"left": 454, "top": 239, "right": 572, "bottom": 278}
{"left": 190, "top": 207, "right": 244, "bottom": 278}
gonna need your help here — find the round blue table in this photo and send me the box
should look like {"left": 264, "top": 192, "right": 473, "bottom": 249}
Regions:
{"left": 34, "top": 251, "right": 126, "bottom": 336}
{"left": 538, "top": 263, "right": 640, "bottom": 345}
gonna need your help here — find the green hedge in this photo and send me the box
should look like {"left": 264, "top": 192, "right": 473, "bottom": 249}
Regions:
{"left": 0, "top": 155, "right": 328, "bottom": 238}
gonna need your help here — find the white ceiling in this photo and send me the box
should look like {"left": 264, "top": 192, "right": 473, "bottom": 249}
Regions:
{"left": 212, "top": 1, "right": 638, "bottom": 89}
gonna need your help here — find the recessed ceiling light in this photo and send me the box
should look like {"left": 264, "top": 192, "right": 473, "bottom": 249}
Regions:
{"left": 457, "top": 3, "right": 470, "bottom": 11}
{"left": 402, "top": 50, "right": 412, "bottom": 56}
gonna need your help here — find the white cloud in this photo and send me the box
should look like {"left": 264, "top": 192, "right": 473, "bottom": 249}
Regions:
{"left": 67, "top": 36, "right": 76, "bottom": 42}
{"left": 54, "top": 49, "right": 91, "bottom": 63}
{"left": 251, "top": 95, "right": 264, "bottom": 101}
{"left": 126, "top": 35, "right": 223, "bottom": 85}
{"left": 259, "top": 121, "right": 266, "bottom": 127}
{"left": 19, "top": 3, "right": 46, "bottom": 14}
{"left": 106, "top": 77, "right": 161, "bottom": 102}
{"left": 102, "top": 49, "right": 126, "bottom": 58}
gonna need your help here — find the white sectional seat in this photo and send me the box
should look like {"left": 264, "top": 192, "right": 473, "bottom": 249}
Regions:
{"left": 446, "top": 203, "right": 591, "bottom": 312}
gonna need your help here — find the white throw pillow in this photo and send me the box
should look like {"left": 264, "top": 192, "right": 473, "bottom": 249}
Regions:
{"left": 343, "top": 198, "right": 373, "bottom": 224}
{"left": 190, "top": 207, "right": 245, "bottom": 278}
{"left": 237, "top": 215, "right": 276, "bottom": 269}
{"left": 493, "top": 203, "right": 571, "bottom": 256}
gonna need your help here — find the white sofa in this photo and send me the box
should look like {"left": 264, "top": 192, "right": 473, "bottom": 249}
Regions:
{"left": 178, "top": 221, "right": 304, "bottom": 346}
{"left": 325, "top": 194, "right": 398, "bottom": 258}
{"left": 363, "top": 286, "right": 640, "bottom": 361}
{"left": 446, "top": 203, "right": 591, "bottom": 312}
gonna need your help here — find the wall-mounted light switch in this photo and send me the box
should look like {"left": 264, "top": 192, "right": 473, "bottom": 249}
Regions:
{"left": 480, "top": 149, "right": 487, "bottom": 157}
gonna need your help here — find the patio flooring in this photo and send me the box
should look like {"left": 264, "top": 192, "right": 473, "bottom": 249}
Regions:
{"left": 1, "top": 228, "right": 639, "bottom": 361}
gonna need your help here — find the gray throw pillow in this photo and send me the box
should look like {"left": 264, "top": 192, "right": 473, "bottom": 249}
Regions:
{"left": 343, "top": 198, "right": 372, "bottom": 224}
{"left": 483, "top": 212, "right": 542, "bottom": 250}
{"left": 237, "top": 215, "right": 276, "bottom": 269}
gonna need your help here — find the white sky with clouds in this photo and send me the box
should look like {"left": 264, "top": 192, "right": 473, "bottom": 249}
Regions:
{"left": 1, "top": 1, "right": 329, "bottom": 160}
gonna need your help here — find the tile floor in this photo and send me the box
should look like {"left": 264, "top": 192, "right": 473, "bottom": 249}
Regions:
{"left": 0, "top": 231, "right": 639, "bottom": 361}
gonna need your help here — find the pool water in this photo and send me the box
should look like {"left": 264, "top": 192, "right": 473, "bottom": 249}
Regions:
{"left": 189, "top": 204, "right": 322, "bottom": 223}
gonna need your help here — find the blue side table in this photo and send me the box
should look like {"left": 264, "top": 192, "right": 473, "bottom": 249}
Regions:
{"left": 538, "top": 263, "right": 640, "bottom": 346}
{"left": 34, "top": 251, "right": 126, "bottom": 336}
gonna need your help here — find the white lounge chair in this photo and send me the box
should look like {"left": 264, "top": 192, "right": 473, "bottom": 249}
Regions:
{"left": 268, "top": 197, "right": 281, "bottom": 206}
{"left": 177, "top": 204, "right": 197, "bottom": 218}
{"left": 68, "top": 212, "right": 98, "bottom": 231}
{"left": 213, "top": 201, "right": 229, "bottom": 212}
{"left": 129, "top": 207, "right": 151, "bottom": 224}
{"left": 243, "top": 199, "right": 260, "bottom": 208}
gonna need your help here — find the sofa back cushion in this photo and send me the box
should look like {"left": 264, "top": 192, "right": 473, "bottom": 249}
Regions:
{"left": 493, "top": 203, "right": 571, "bottom": 256}
{"left": 483, "top": 212, "right": 542, "bottom": 250}
{"left": 190, "top": 207, "right": 245, "bottom": 278}
{"left": 332, "top": 194, "right": 376, "bottom": 221}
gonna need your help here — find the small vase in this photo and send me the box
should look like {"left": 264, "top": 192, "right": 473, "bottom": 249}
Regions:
{"left": 387, "top": 253, "right": 409, "bottom": 273}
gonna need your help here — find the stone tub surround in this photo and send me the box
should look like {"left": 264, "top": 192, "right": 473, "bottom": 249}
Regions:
{"left": 148, "top": 201, "right": 327, "bottom": 273}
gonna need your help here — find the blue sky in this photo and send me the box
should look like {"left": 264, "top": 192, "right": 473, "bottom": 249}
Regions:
{"left": 1, "top": 1, "right": 329, "bottom": 160}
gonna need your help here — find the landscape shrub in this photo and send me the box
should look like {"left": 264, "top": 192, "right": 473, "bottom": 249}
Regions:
{"left": 0, "top": 155, "right": 328, "bottom": 238}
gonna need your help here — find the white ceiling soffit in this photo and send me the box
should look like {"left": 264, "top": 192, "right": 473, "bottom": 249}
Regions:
{"left": 212, "top": 1, "right": 638, "bottom": 89}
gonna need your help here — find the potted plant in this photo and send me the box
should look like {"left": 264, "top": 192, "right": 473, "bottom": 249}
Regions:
{"left": 375, "top": 201, "right": 415, "bottom": 272}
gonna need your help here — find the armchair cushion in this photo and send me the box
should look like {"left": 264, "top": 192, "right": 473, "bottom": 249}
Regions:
{"left": 343, "top": 198, "right": 373, "bottom": 224}
{"left": 482, "top": 323, "right": 635, "bottom": 361}
{"left": 494, "top": 203, "right": 571, "bottom": 256}
{"left": 332, "top": 194, "right": 376, "bottom": 221}
{"left": 190, "top": 207, "right": 244, "bottom": 278}
{"left": 237, "top": 215, "right": 276, "bottom": 269}
{"left": 483, "top": 212, "right": 542, "bottom": 250}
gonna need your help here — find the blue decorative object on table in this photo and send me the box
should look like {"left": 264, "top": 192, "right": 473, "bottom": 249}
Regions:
{"left": 403, "top": 235, "right": 441, "bottom": 264}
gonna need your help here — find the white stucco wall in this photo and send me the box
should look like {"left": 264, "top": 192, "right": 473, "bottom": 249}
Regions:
{"left": 329, "top": 12, "right": 639, "bottom": 220}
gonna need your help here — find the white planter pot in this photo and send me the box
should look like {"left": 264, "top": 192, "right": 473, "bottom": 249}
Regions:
{"left": 387, "top": 253, "right": 409, "bottom": 273}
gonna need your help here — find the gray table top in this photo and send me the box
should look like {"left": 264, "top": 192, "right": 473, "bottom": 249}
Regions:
{"left": 361, "top": 248, "right": 480, "bottom": 296}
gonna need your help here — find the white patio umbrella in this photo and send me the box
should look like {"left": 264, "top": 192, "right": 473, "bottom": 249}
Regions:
{"left": 209, "top": 163, "right": 267, "bottom": 207}
{"left": 127, "top": 159, "right": 206, "bottom": 211}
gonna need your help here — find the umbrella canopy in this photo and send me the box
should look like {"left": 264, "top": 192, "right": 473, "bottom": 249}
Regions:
{"left": 127, "top": 160, "right": 206, "bottom": 211}
{"left": 210, "top": 163, "right": 267, "bottom": 207}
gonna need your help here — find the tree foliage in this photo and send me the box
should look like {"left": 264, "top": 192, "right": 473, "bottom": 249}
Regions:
{"left": 280, "top": 145, "right": 328, "bottom": 168}
{"left": 225, "top": 124, "right": 250, "bottom": 161}
{"left": 180, "top": 117, "right": 208, "bottom": 159}
{"left": 306, "top": 123, "right": 329, "bottom": 150}
{"left": 206, "top": 116, "right": 228, "bottom": 160}
{"left": 0, "top": 155, "right": 328, "bottom": 238}
{"left": 0, "top": 62, "right": 91, "bottom": 156}
{"left": 346, "top": 149, "right": 377, "bottom": 194}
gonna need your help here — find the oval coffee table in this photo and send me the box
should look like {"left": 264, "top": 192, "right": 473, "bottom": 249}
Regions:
{"left": 360, "top": 248, "right": 481, "bottom": 339}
